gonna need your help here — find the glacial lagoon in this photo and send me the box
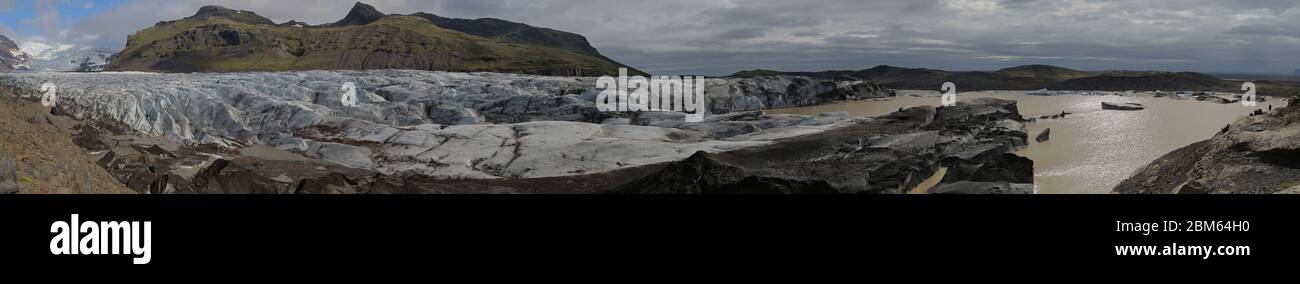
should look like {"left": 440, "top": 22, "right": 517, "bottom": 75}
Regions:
{"left": 770, "top": 91, "right": 1268, "bottom": 193}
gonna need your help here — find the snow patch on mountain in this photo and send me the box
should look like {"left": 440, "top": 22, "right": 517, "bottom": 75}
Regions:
{"left": 17, "top": 41, "right": 115, "bottom": 72}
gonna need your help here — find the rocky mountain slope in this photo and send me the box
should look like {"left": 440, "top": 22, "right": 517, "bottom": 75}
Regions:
{"left": 107, "top": 3, "right": 638, "bottom": 76}
{"left": 0, "top": 35, "right": 29, "bottom": 72}
{"left": 1115, "top": 102, "right": 1300, "bottom": 194}
{"left": 412, "top": 13, "right": 602, "bottom": 57}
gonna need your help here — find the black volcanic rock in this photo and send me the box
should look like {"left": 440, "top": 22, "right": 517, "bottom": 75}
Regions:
{"left": 325, "top": 2, "right": 387, "bottom": 27}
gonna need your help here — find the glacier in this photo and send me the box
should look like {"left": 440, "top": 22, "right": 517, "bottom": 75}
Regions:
{"left": 0, "top": 70, "right": 889, "bottom": 179}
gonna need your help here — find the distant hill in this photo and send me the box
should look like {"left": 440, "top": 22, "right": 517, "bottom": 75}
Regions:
{"left": 108, "top": 2, "right": 642, "bottom": 76}
{"left": 996, "top": 65, "right": 1091, "bottom": 81}
{"left": 733, "top": 64, "right": 1071, "bottom": 90}
{"left": 730, "top": 64, "right": 1300, "bottom": 96}
{"left": 1054, "top": 71, "right": 1225, "bottom": 91}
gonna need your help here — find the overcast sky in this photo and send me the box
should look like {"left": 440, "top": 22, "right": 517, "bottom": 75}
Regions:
{"left": 2, "top": 0, "right": 1300, "bottom": 75}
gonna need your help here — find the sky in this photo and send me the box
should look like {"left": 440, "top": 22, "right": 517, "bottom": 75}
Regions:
{"left": 1, "top": 0, "right": 1299, "bottom": 75}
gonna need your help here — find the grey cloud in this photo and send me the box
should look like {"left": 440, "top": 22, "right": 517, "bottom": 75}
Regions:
{"left": 1228, "top": 23, "right": 1300, "bottom": 39}
{"left": 16, "top": 0, "right": 1300, "bottom": 75}
{"left": 716, "top": 27, "right": 768, "bottom": 40}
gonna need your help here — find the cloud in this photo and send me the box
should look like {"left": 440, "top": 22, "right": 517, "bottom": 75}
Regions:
{"left": 1229, "top": 23, "right": 1300, "bottom": 40}
{"left": 0, "top": 24, "right": 14, "bottom": 39}
{"left": 22, "top": 0, "right": 1300, "bottom": 75}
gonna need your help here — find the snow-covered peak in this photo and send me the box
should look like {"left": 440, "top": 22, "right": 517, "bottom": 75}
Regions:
{"left": 19, "top": 41, "right": 77, "bottom": 61}
{"left": 15, "top": 40, "right": 116, "bottom": 72}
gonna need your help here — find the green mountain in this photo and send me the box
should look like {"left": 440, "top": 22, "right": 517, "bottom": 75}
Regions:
{"left": 107, "top": 2, "right": 641, "bottom": 76}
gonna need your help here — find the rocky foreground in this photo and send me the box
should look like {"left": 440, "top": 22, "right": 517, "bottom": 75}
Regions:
{"left": 0, "top": 89, "right": 131, "bottom": 193}
{"left": 1115, "top": 101, "right": 1299, "bottom": 194}
{"left": 0, "top": 70, "right": 1032, "bottom": 194}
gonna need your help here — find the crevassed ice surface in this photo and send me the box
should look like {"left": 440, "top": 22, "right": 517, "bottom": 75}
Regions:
{"left": 0, "top": 70, "right": 853, "bottom": 179}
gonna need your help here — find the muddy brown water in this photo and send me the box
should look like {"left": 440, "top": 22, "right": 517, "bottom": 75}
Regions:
{"left": 770, "top": 91, "right": 1266, "bottom": 194}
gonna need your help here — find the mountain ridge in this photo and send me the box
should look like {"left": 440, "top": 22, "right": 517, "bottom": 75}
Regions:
{"left": 732, "top": 64, "right": 1300, "bottom": 97}
{"left": 108, "top": 2, "right": 642, "bottom": 76}
{"left": 324, "top": 2, "right": 387, "bottom": 28}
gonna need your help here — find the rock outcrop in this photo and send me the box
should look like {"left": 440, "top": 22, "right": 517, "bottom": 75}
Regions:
{"left": 1115, "top": 104, "right": 1300, "bottom": 194}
